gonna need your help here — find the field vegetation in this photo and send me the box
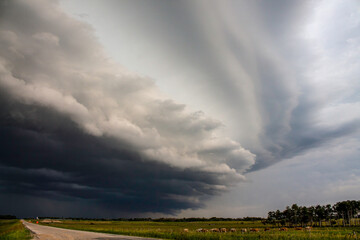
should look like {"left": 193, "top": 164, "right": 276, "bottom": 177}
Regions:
{"left": 32, "top": 200, "right": 360, "bottom": 239}
{"left": 0, "top": 219, "right": 31, "bottom": 240}
{"left": 37, "top": 219, "right": 360, "bottom": 240}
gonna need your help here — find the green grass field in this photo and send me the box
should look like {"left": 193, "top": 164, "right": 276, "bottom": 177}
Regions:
{"left": 0, "top": 219, "right": 31, "bottom": 240}
{"left": 37, "top": 219, "right": 360, "bottom": 239}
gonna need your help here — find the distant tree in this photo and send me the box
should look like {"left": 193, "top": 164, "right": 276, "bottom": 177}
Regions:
{"left": 299, "top": 206, "right": 310, "bottom": 226}
{"left": 315, "top": 205, "right": 326, "bottom": 227}
{"left": 291, "top": 204, "right": 300, "bottom": 226}
{"left": 267, "top": 200, "right": 360, "bottom": 227}
{"left": 0, "top": 215, "right": 16, "bottom": 219}
{"left": 267, "top": 211, "right": 276, "bottom": 226}
{"left": 283, "top": 206, "right": 294, "bottom": 226}
{"left": 308, "top": 206, "right": 315, "bottom": 226}
{"left": 275, "top": 210, "right": 283, "bottom": 226}
{"left": 324, "top": 204, "right": 333, "bottom": 226}
{"left": 330, "top": 200, "right": 360, "bottom": 226}
{"left": 334, "top": 201, "right": 351, "bottom": 226}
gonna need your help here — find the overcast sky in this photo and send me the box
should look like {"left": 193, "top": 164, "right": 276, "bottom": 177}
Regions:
{"left": 0, "top": 0, "right": 359, "bottom": 218}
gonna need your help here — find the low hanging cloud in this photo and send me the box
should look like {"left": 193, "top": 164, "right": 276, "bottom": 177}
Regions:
{"left": 0, "top": 0, "right": 255, "bottom": 216}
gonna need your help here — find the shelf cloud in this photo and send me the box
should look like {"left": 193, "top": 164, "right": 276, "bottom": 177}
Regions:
{"left": 1, "top": 0, "right": 359, "bottom": 217}
{"left": 0, "top": 0, "right": 254, "bottom": 216}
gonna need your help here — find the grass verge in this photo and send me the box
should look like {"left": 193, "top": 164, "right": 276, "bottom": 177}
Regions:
{"left": 0, "top": 219, "right": 32, "bottom": 240}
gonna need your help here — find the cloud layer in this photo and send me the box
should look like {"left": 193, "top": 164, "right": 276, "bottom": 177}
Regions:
{"left": 1, "top": 0, "right": 360, "bottom": 218}
{"left": 0, "top": 0, "right": 254, "bottom": 216}
{"left": 64, "top": 0, "right": 359, "bottom": 172}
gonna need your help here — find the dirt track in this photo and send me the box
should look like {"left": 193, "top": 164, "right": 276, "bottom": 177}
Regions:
{"left": 22, "top": 220, "right": 160, "bottom": 240}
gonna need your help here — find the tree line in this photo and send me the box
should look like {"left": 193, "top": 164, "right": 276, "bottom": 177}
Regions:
{"left": 0, "top": 215, "right": 16, "bottom": 219}
{"left": 266, "top": 200, "right": 360, "bottom": 227}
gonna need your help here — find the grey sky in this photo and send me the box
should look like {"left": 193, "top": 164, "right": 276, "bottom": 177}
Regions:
{"left": 61, "top": 0, "right": 360, "bottom": 167}
{"left": 1, "top": 0, "right": 359, "bottom": 217}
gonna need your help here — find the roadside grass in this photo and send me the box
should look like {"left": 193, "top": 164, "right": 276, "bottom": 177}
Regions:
{"left": 38, "top": 220, "right": 360, "bottom": 239}
{"left": 0, "top": 219, "right": 31, "bottom": 240}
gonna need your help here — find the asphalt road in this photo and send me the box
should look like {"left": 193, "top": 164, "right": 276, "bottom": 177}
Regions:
{"left": 22, "top": 220, "right": 160, "bottom": 240}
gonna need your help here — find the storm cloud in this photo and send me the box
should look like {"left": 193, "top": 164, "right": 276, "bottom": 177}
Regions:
{"left": 63, "top": 0, "right": 360, "bottom": 172}
{"left": 1, "top": 0, "right": 360, "bottom": 218}
{"left": 0, "top": 0, "right": 254, "bottom": 216}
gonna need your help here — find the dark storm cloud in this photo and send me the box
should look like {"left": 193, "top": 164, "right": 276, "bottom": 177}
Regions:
{"left": 2, "top": 0, "right": 360, "bottom": 218}
{"left": 0, "top": 0, "right": 255, "bottom": 217}
{"left": 0, "top": 98, "right": 232, "bottom": 216}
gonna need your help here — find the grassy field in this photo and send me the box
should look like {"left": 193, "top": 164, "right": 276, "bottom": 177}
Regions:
{"left": 0, "top": 219, "right": 31, "bottom": 240}
{"left": 36, "top": 219, "right": 360, "bottom": 239}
